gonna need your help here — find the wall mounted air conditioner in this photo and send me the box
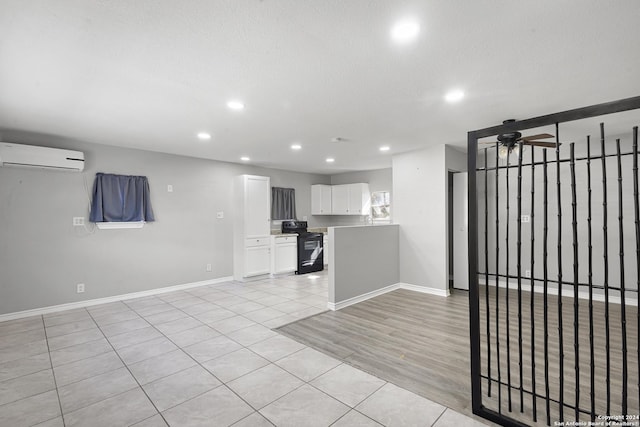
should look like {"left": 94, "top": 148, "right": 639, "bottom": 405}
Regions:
{"left": 0, "top": 142, "right": 85, "bottom": 172}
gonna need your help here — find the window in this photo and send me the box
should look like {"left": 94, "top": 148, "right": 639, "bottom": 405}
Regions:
{"left": 90, "top": 173, "right": 155, "bottom": 224}
{"left": 371, "top": 191, "right": 390, "bottom": 222}
{"left": 271, "top": 187, "right": 297, "bottom": 220}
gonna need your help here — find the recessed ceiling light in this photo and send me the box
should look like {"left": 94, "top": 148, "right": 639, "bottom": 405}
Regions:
{"left": 291, "top": 144, "right": 302, "bottom": 150}
{"left": 326, "top": 158, "right": 335, "bottom": 163}
{"left": 227, "top": 100, "right": 245, "bottom": 111}
{"left": 240, "top": 156, "right": 250, "bottom": 161}
{"left": 445, "top": 89, "right": 465, "bottom": 103}
{"left": 197, "top": 132, "right": 211, "bottom": 140}
{"left": 391, "top": 19, "right": 420, "bottom": 43}
{"left": 380, "top": 146, "right": 390, "bottom": 152}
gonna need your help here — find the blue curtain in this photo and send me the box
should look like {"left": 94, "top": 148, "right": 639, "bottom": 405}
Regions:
{"left": 90, "top": 173, "right": 155, "bottom": 222}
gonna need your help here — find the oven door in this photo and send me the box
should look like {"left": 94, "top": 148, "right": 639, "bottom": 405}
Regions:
{"left": 296, "top": 233, "right": 324, "bottom": 274}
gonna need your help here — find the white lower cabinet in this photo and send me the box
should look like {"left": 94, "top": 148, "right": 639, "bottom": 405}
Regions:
{"left": 271, "top": 235, "right": 298, "bottom": 274}
{"left": 245, "top": 245, "right": 271, "bottom": 277}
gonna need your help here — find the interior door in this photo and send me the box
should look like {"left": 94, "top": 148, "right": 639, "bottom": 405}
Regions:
{"left": 453, "top": 172, "right": 469, "bottom": 290}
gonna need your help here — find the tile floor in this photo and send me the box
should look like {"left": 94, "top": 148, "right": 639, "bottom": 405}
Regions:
{"left": 0, "top": 272, "right": 489, "bottom": 426}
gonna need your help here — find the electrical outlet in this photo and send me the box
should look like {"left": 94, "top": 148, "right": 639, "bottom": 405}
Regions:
{"left": 521, "top": 215, "right": 530, "bottom": 223}
{"left": 216, "top": 211, "right": 224, "bottom": 219}
{"left": 167, "top": 184, "right": 173, "bottom": 193}
{"left": 524, "top": 270, "right": 531, "bottom": 278}
{"left": 76, "top": 283, "right": 85, "bottom": 293}
{"left": 73, "top": 217, "right": 85, "bottom": 226}
{"left": 206, "top": 263, "right": 212, "bottom": 272}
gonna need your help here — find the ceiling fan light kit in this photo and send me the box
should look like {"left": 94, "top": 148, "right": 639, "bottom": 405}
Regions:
{"left": 482, "top": 119, "right": 562, "bottom": 160}
{"left": 498, "top": 144, "right": 520, "bottom": 160}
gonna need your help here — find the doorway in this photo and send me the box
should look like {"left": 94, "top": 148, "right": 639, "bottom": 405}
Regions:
{"left": 450, "top": 171, "right": 469, "bottom": 290}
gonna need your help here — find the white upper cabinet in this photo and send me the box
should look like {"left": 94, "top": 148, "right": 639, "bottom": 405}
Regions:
{"left": 311, "top": 184, "right": 332, "bottom": 215}
{"left": 330, "top": 184, "right": 349, "bottom": 215}
{"left": 323, "top": 183, "right": 370, "bottom": 215}
{"left": 347, "top": 183, "right": 370, "bottom": 215}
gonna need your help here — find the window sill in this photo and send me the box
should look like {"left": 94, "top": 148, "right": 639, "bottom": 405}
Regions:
{"left": 95, "top": 221, "right": 146, "bottom": 230}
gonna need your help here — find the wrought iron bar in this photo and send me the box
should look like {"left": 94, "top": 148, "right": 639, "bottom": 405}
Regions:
{"left": 473, "top": 96, "right": 640, "bottom": 139}
{"left": 484, "top": 149, "right": 491, "bottom": 397}
{"left": 480, "top": 376, "right": 593, "bottom": 416}
{"left": 601, "top": 123, "right": 611, "bottom": 414}
{"left": 506, "top": 151, "right": 513, "bottom": 411}
{"left": 616, "top": 139, "right": 628, "bottom": 414}
{"left": 556, "top": 123, "right": 565, "bottom": 422}
{"left": 570, "top": 143, "right": 580, "bottom": 421}
{"left": 482, "top": 273, "right": 635, "bottom": 292}
{"left": 587, "top": 137, "right": 595, "bottom": 421}
{"left": 467, "top": 97, "right": 640, "bottom": 427}
{"left": 477, "top": 151, "right": 637, "bottom": 172}
{"left": 516, "top": 141, "right": 524, "bottom": 412}
{"left": 530, "top": 146, "right": 537, "bottom": 422}
{"left": 496, "top": 143, "right": 502, "bottom": 414}
{"left": 633, "top": 126, "right": 640, "bottom": 410}
{"left": 468, "top": 132, "right": 483, "bottom": 418}
{"left": 634, "top": 126, "right": 640, "bottom": 409}
{"left": 543, "top": 149, "right": 551, "bottom": 426}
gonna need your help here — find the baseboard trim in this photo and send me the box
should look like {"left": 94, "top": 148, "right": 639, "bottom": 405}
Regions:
{"left": 482, "top": 278, "right": 638, "bottom": 306}
{"left": 397, "top": 283, "right": 450, "bottom": 297}
{"left": 327, "top": 284, "right": 399, "bottom": 311}
{"left": 0, "top": 276, "right": 234, "bottom": 322}
{"left": 327, "top": 282, "right": 449, "bottom": 311}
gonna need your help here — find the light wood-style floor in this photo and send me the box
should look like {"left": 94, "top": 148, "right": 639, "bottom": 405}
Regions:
{"left": 278, "top": 289, "right": 476, "bottom": 413}
{"left": 277, "top": 287, "right": 639, "bottom": 426}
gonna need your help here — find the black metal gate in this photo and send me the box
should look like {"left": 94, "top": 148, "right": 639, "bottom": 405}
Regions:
{"left": 468, "top": 96, "right": 640, "bottom": 426}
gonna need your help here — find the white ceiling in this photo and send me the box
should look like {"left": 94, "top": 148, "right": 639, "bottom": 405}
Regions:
{"left": 1, "top": 1, "right": 639, "bottom": 174}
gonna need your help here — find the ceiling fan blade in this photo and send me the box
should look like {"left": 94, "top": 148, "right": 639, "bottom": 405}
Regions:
{"left": 519, "top": 133, "right": 555, "bottom": 141}
{"left": 479, "top": 141, "right": 498, "bottom": 145}
{"left": 522, "top": 140, "right": 562, "bottom": 148}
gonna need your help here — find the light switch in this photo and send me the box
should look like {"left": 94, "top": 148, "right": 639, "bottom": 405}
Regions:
{"left": 167, "top": 184, "right": 173, "bottom": 193}
{"left": 216, "top": 211, "right": 224, "bottom": 219}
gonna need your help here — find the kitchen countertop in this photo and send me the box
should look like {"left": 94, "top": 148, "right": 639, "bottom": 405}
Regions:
{"left": 270, "top": 227, "right": 328, "bottom": 235}
{"left": 308, "top": 227, "right": 328, "bottom": 234}
{"left": 270, "top": 231, "right": 298, "bottom": 236}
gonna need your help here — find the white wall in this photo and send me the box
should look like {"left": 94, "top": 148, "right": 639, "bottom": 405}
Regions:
{"left": 0, "top": 135, "right": 329, "bottom": 315}
{"left": 392, "top": 145, "right": 466, "bottom": 293}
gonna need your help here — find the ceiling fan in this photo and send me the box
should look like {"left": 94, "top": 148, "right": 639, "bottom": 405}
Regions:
{"left": 481, "top": 119, "right": 561, "bottom": 159}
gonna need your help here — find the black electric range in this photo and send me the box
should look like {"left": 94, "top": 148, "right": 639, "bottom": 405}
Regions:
{"left": 281, "top": 220, "right": 324, "bottom": 274}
